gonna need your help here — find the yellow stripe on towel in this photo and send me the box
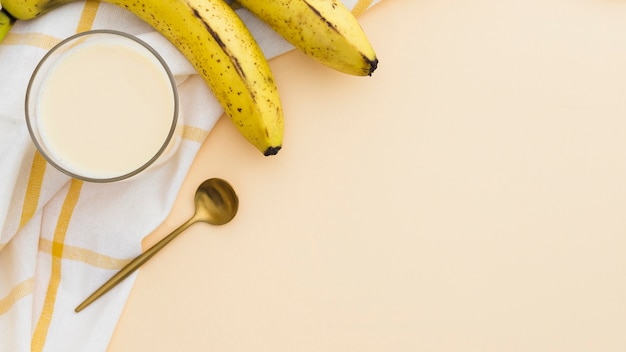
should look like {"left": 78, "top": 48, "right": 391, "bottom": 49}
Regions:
{"left": 0, "top": 33, "right": 61, "bottom": 50}
{"left": 31, "top": 179, "right": 83, "bottom": 351}
{"left": 76, "top": 0, "right": 101, "bottom": 33}
{"left": 19, "top": 151, "right": 47, "bottom": 229}
{"left": 0, "top": 278, "right": 34, "bottom": 315}
{"left": 182, "top": 125, "right": 211, "bottom": 143}
{"left": 352, "top": 0, "right": 374, "bottom": 16}
{"left": 39, "top": 239, "right": 133, "bottom": 270}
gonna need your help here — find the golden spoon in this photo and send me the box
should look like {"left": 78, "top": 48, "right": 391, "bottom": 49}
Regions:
{"left": 75, "top": 177, "right": 239, "bottom": 312}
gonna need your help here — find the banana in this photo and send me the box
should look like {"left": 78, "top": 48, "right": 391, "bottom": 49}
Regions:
{"left": 234, "top": 0, "right": 378, "bottom": 76}
{"left": 1, "top": 0, "right": 284, "bottom": 156}
{"left": 0, "top": 8, "right": 15, "bottom": 42}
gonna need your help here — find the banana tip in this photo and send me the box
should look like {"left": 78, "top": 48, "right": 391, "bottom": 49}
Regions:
{"left": 367, "top": 57, "right": 379, "bottom": 76}
{"left": 264, "top": 146, "right": 282, "bottom": 156}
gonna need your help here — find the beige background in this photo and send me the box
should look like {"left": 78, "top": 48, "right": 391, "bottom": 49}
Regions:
{"left": 109, "top": 0, "right": 626, "bottom": 350}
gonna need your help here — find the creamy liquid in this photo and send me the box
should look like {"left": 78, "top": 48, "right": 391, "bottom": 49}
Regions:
{"left": 36, "top": 36, "right": 175, "bottom": 180}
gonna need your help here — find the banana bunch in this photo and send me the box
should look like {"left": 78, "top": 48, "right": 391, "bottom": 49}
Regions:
{"left": 0, "top": 0, "right": 377, "bottom": 156}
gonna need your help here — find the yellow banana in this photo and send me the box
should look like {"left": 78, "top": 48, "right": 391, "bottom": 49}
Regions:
{"left": 0, "top": 8, "right": 15, "bottom": 42}
{"left": 234, "top": 0, "right": 378, "bottom": 76}
{"left": 1, "top": 0, "right": 284, "bottom": 156}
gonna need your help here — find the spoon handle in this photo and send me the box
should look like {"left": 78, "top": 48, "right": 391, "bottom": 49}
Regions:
{"left": 75, "top": 217, "right": 196, "bottom": 312}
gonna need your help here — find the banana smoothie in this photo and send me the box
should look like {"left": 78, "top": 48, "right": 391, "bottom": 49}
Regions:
{"left": 27, "top": 31, "right": 178, "bottom": 182}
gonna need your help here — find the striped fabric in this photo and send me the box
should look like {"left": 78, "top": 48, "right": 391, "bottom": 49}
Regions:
{"left": 0, "top": 0, "right": 381, "bottom": 350}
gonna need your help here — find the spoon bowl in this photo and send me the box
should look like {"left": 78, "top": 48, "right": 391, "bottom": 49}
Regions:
{"left": 194, "top": 178, "right": 238, "bottom": 225}
{"left": 75, "top": 178, "right": 239, "bottom": 312}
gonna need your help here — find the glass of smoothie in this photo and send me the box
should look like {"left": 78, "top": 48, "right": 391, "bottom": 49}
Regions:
{"left": 25, "top": 29, "right": 179, "bottom": 183}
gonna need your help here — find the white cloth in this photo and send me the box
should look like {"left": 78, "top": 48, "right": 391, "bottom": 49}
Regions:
{"left": 0, "top": 1, "right": 381, "bottom": 351}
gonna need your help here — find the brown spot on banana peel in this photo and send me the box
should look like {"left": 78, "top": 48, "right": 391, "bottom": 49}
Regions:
{"left": 191, "top": 7, "right": 247, "bottom": 82}
{"left": 303, "top": 0, "right": 340, "bottom": 33}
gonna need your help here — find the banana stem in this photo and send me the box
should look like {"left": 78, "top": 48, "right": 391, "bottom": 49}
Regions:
{"left": 0, "top": 8, "right": 16, "bottom": 43}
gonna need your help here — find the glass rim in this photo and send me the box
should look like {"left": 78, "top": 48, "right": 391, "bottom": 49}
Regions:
{"left": 25, "top": 29, "right": 180, "bottom": 183}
